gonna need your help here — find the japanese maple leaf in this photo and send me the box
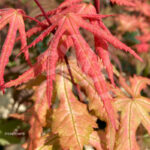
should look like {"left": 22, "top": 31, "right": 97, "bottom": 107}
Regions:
{"left": 3, "top": 1, "right": 142, "bottom": 130}
{"left": 113, "top": 75, "right": 150, "bottom": 150}
{"left": 57, "top": 59, "right": 117, "bottom": 150}
{"left": 0, "top": 8, "right": 30, "bottom": 89}
{"left": 52, "top": 68, "right": 98, "bottom": 150}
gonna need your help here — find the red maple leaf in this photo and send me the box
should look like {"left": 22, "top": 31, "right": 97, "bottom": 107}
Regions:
{"left": 2, "top": 1, "right": 142, "bottom": 129}
{"left": 0, "top": 8, "right": 31, "bottom": 91}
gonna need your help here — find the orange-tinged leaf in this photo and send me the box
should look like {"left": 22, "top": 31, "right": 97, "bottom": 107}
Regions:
{"left": 67, "top": 61, "right": 117, "bottom": 150}
{"left": 33, "top": 81, "right": 48, "bottom": 126}
{"left": 28, "top": 115, "right": 43, "bottom": 150}
{"left": 114, "top": 76, "right": 150, "bottom": 150}
{"left": 105, "top": 119, "right": 116, "bottom": 150}
{"left": 115, "top": 99, "right": 141, "bottom": 150}
{"left": 57, "top": 59, "right": 117, "bottom": 150}
{"left": 89, "top": 131, "right": 103, "bottom": 150}
{"left": 9, "top": 81, "right": 49, "bottom": 150}
{"left": 70, "top": 60, "right": 117, "bottom": 150}
{"left": 35, "top": 133, "right": 61, "bottom": 150}
{"left": 64, "top": 60, "right": 117, "bottom": 150}
{"left": 52, "top": 65, "right": 97, "bottom": 150}
{"left": 129, "top": 76, "right": 150, "bottom": 97}
{"left": 59, "top": 59, "right": 107, "bottom": 120}
{"left": 28, "top": 81, "right": 49, "bottom": 150}
{"left": 115, "top": 15, "right": 139, "bottom": 33}
{"left": 9, "top": 113, "right": 30, "bottom": 122}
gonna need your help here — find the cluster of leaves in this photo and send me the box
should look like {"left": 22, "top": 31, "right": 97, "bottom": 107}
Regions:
{"left": 115, "top": 0, "right": 150, "bottom": 53}
{"left": 0, "top": 0, "right": 150, "bottom": 149}
{"left": 112, "top": 0, "right": 150, "bottom": 76}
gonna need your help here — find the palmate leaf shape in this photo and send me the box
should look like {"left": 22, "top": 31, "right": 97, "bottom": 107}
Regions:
{"left": 52, "top": 65, "right": 100, "bottom": 150}
{"left": 57, "top": 59, "right": 117, "bottom": 150}
{"left": 0, "top": 8, "right": 31, "bottom": 89}
{"left": 3, "top": 1, "right": 142, "bottom": 130}
{"left": 113, "top": 75, "right": 150, "bottom": 150}
{"left": 46, "top": 2, "right": 141, "bottom": 130}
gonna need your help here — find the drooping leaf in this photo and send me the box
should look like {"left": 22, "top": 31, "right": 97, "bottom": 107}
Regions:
{"left": 68, "top": 18, "right": 117, "bottom": 129}
{"left": 72, "top": 14, "right": 142, "bottom": 62}
{"left": 46, "top": 19, "right": 66, "bottom": 107}
{"left": 57, "top": 59, "right": 107, "bottom": 120}
{"left": 105, "top": 119, "right": 116, "bottom": 150}
{"left": 4, "top": 50, "right": 47, "bottom": 88}
{"left": 27, "top": 81, "right": 48, "bottom": 150}
{"left": 52, "top": 65, "right": 97, "bottom": 150}
{"left": 58, "top": 59, "right": 117, "bottom": 150}
{"left": 92, "top": 19, "right": 115, "bottom": 86}
{"left": 0, "top": 8, "right": 31, "bottom": 88}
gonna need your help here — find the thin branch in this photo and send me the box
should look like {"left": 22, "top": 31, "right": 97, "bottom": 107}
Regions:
{"left": 23, "top": 14, "right": 48, "bottom": 28}
{"left": 94, "top": 0, "right": 100, "bottom": 13}
{"left": 34, "top": 0, "right": 51, "bottom": 26}
{"left": 64, "top": 55, "right": 76, "bottom": 86}
{"left": 64, "top": 55, "right": 82, "bottom": 101}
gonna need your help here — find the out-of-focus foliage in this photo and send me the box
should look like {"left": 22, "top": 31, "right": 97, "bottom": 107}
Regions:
{"left": 0, "top": 119, "right": 28, "bottom": 146}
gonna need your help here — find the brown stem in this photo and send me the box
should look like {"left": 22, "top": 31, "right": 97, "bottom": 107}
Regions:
{"left": 94, "top": 0, "right": 100, "bottom": 13}
{"left": 34, "top": 0, "right": 51, "bottom": 26}
{"left": 23, "top": 14, "right": 48, "bottom": 28}
{"left": 64, "top": 55, "right": 76, "bottom": 86}
{"left": 64, "top": 55, "right": 82, "bottom": 101}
